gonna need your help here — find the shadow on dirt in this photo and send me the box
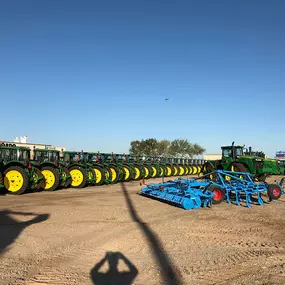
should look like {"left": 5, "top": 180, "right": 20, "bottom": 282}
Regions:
{"left": 0, "top": 209, "right": 49, "bottom": 255}
{"left": 121, "top": 183, "right": 182, "bottom": 285}
{"left": 90, "top": 251, "right": 138, "bottom": 285}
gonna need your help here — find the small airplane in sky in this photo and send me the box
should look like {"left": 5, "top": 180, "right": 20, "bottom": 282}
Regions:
{"left": 164, "top": 98, "right": 169, "bottom": 101}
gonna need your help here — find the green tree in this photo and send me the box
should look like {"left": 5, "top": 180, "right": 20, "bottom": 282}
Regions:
{"left": 129, "top": 138, "right": 205, "bottom": 158}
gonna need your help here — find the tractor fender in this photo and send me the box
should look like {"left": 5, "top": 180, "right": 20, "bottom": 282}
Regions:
{"left": 40, "top": 162, "right": 58, "bottom": 169}
{"left": 4, "top": 161, "right": 29, "bottom": 171}
{"left": 67, "top": 163, "right": 86, "bottom": 169}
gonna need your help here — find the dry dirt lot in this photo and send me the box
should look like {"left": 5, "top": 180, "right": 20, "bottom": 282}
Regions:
{"left": 0, "top": 175, "right": 285, "bottom": 285}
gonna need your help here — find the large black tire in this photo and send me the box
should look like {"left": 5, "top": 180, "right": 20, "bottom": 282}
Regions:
{"left": 69, "top": 166, "right": 87, "bottom": 188}
{"left": 4, "top": 166, "right": 29, "bottom": 195}
{"left": 0, "top": 172, "right": 3, "bottom": 186}
{"left": 208, "top": 185, "right": 225, "bottom": 204}
{"left": 109, "top": 166, "right": 120, "bottom": 184}
{"left": 61, "top": 166, "right": 72, "bottom": 188}
{"left": 41, "top": 166, "right": 60, "bottom": 191}
{"left": 122, "top": 165, "right": 134, "bottom": 182}
{"left": 267, "top": 184, "right": 282, "bottom": 200}
{"left": 165, "top": 164, "right": 173, "bottom": 177}
{"left": 133, "top": 164, "right": 143, "bottom": 181}
{"left": 229, "top": 163, "right": 248, "bottom": 173}
{"left": 202, "top": 162, "right": 216, "bottom": 173}
{"left": 93, "top": 165, "right": 105, "bottom": 186}
{"left": 150, "top": 165, "right": 159, "bottom": 178}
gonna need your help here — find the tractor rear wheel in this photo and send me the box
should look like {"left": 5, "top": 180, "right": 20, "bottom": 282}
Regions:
{"left": 133, "top": 165, "right": 142, "bottom": 180}
{"left": 122, "top": 165, "right": 133, "bottom": 182}
{"left": 229, "top": 163, "right": 248, "bottom": 179}
{"left": 109, "top": 166, "right": 120, "bottom": 184}
{"left": 188, "top": 166, "right": 193, "bottom": 175}
{"left": 0, "top": 172, "right": 3, "bottom": 187}
{"left": 41, "top": 166, "right": 60, "bottom": 191}
{"left": 208, "top": 185, "right": 225, "bottom": 204}
{"left": 93, "top": 165, "right": 105, "bottom": 186}
{"left": 4, "top": 166, "right": 29, "bottom": 195}
{"left": 165, "top": 165, "right": 172, "bottom": 177}
{"left": 61, "top": 167, "right": 71, "bottom": 188}
{"left": 151, "top": 166, "right": 158, "bottom": 178}
{"left": 173, "top": 165, "right": 179, "bottom": 176}
{"left": 191, "top": 165, "right": 198, "bottom": 175}
{"left": 143, "top": 165, "right": 152, "bottom": 179}
{"left": 267, "top": 184, "right": 282, "bottom": 200}
{"left": 69, "top": 166, "right": 87, "bottom": 188}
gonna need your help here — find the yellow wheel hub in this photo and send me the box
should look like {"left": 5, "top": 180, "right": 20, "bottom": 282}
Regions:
{"left": 123, "top": 167, "right": 130, "bottom": 180}
{"left": 94, "top": 169, "right": 102, "bottom": 183}
{"left": 192, "top": 166, "right": 197, "bottom": 175}
{"left": 134, "top": 167, "right": 140, "bottom": 179}
{"left": 105, "top": 170, "right": 109, "bottom": 179}
{"left": 167, "top": 166, "right": 172, "bottom": 176}
{"left": 4, "top": 170, "right": 24, "bottom": 192}
{"left": 41, "top": 170, "right": 56, "bottom": 190}
{"left": 173, "top": 167, "right": 178, "bottom": 176}
{"left": 179, "top": 166, "right": 184, "bottom": 175}
{"left": 70, "top": 169, "right": 84, "bottom": 187}
{"left": 144, "top": 167, "right": 149, "bottom": 177}
{"left": 152, "top": 166, "right": 157, "bottom": 177}
{"left": 110, "top": 168, "right": 117, "bottom": 182}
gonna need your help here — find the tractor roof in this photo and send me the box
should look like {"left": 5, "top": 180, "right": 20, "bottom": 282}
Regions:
{"left": 35, "top": 148, "right": 59, "bottom": 153}
{"left": 221, "top": 145, "right": 243, "bottom": 149}
{"left": 0, "top": 145, "right": 30, "bottom": 151}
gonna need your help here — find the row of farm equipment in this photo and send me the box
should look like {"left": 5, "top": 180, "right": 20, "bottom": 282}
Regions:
{"left": 0, "top": 145, "right": 204, "bottom": 195}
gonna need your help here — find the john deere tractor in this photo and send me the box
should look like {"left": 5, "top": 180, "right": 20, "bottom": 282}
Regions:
{"left": 80, "top": 152, "right": 111, "bottom": 185}
{"left": 202, "top": 142, "right": 284, "bottom": 181}
{"left": 33, "top": 148, "right": 71, "bottom": 190}
{"left": 0, "top": 145, "right": 44, "bottom": 194}
{"left": 63, "top": 151, "right": 96, "bottom": 188}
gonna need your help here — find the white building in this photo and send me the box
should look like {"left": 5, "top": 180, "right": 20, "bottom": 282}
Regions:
{"left": 203, "top": 154, "right": 222, "bottom": 161}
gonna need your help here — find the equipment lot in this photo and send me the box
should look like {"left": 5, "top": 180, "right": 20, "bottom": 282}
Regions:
{"left": 0, "top": 176, "right": 285, "bottom": 285}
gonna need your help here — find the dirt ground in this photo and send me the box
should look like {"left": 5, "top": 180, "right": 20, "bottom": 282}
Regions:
{"left": 0, "top": 175, "right": 285, "bottom": 285}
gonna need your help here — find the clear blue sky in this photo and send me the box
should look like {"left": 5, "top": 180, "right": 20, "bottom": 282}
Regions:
{"left": 1, "top": 0, "right": 284, "bottom": 157}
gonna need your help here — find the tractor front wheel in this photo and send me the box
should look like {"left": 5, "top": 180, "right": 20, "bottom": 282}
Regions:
{"left": 4, "top": 166, "right": 29, "bottom": 195}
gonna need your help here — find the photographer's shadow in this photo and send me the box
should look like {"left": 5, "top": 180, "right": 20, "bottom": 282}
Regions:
{"left": 90, "top": 252, "right": 138, "bottom": 285}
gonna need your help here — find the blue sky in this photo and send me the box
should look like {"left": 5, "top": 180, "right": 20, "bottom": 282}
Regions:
{"left": 0, "top": 0, "right": 284, "bottom": 157}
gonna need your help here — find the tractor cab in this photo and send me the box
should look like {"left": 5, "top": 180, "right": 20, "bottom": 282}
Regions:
{"left": 221, "top": 145, "right": 244, "bottom": 159}
{"left": 34, "top": 149, "right": 60, "bottom": 163}
{"left": 0, "top": 146, "right": 30, "bottom": 163}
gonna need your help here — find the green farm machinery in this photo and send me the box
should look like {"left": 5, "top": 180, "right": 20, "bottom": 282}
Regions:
{"left": 33, "top": 148, "right": 71, "bottom": 190}
{"left": 0, "top": 145, "right": 44, "bottom": 194}
{"left": 62, "top": 151, "right": 96, "bottom": 188}
{"left": 201, "top": 142, "right": 285, "bottom": 181}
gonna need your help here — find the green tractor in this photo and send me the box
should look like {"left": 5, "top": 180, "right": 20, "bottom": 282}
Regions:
{"left": 33, "top": 148, "right": 71, "bottom": 190}
{"left": 202, "top": 142, "right": 284, "bottom": 180}
{"left": 0, "top": 145, "right": 44, "bottom": 194}
{"left": 62, "top": 151, "right": 96, "bottom": 188}
{"left": 124, "top": 154, "right": 145, "bottom": 181}
{"left": 80, "top": 152, "right": 112, "bottom": 186}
